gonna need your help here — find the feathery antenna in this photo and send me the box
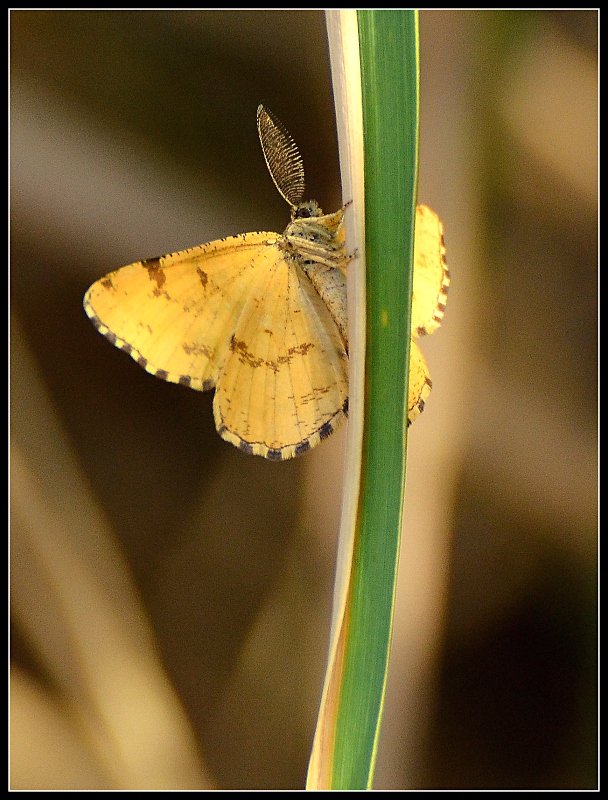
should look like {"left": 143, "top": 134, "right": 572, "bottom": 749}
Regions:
{"left": 257, "top": 105, "right": 306, "bottom": 208}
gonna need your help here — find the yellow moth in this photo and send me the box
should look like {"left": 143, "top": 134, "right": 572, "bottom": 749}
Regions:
{"left": 84, "top": 106, "right": 449, "bottom": 460}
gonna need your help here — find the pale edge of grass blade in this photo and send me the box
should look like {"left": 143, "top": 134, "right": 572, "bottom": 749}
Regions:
{"left": 308, "top": 9, "right": 420, "bottom": 790}
{"left": 306, "top": 9, "right": 365, "bottom": 791}
{"left": 323, "top": 10, "right": 367, "bottom": 687}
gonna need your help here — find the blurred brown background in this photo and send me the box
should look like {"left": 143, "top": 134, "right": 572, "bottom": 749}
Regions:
{"left": 10, "top": 10, "right": 597, "bottom": 790}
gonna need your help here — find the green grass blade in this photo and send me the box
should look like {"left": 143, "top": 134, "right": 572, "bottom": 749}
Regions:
{"left": 330, "top": 10, "right": 420, "bottom": 789}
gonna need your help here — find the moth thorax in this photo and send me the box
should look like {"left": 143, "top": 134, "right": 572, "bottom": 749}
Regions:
{"left": 284, "top": 215, "right": 337, "bottom": 246}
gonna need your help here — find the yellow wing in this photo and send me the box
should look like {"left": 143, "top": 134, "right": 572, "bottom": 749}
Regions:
{"left": 214, "top": 250, "right": 348, "bottom": 460}
{"left": 84, "top": 233, "right": 281, "bottom": 391}
{"left": 407, "top": 204, "right": 450, "bottom": 424}
{"left": 412, "top": 204, "right": 450, "bottom": 337}
{"left": 408, "top": 339, "right": 432, "bottom": 425}
{"left": 84, "top": 232, "right": 348, "bottom": 460}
